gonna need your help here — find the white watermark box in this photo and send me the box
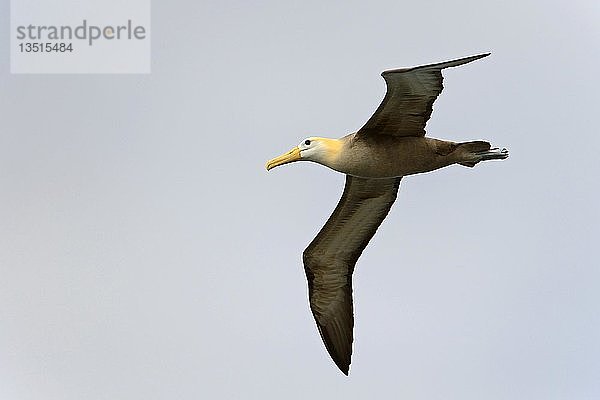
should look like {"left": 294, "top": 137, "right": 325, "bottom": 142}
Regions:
{"left": 11, "top": 0, "right": 150, "bottom": 73}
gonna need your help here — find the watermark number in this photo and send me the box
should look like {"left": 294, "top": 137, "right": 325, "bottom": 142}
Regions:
{"left": 18, "top": 42, "right": 73, "bottom": 53}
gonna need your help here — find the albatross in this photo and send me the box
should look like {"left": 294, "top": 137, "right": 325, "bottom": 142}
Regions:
{"left": 265, "top": 53, "right": 508, "bottom": 375}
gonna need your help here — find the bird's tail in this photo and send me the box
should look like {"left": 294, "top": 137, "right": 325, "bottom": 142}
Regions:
{"left": 458, "top": 141, "right": 509, "bottom": 167}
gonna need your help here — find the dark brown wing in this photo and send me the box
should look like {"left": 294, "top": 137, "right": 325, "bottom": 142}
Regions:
{"left": 302, "top": 176, "right": 402, "bottom": 374}
{"left": 357, "top": 53, "right": 490, "bottom": 138}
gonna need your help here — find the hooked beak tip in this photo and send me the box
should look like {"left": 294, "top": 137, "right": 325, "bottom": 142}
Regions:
{"left": 265, "top": 147, "right": 301, "bottom": 172}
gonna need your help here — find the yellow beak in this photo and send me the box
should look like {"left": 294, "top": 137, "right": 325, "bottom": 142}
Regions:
{"left": 265, "top": 147, "right": 302, "bottom": 171}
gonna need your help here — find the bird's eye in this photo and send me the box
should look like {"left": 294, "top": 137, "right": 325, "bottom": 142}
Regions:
{"left": 305, "top": 140, "right": 311, "bottom": 146}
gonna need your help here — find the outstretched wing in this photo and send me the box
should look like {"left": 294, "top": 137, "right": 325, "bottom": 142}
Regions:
{"left": 302, "top": 176, "right": 401, "bottom": 374}
{"left": 357, "top": 53, "right": 490, "bottom": 138}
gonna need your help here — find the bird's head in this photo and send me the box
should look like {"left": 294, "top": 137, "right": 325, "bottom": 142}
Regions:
{"left": 265, "top": 137, "right": 342, "bottom": 171}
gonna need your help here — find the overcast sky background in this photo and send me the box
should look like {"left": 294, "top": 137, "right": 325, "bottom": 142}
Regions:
{"left": 1, "top": 1, "right": 599, "bottom": 399}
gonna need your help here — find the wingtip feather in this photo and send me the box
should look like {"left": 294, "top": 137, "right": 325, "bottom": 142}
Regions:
{"left": 317, "top": 322, "right": 353, "bottom": 376}
{"left": 381, "top": 52, "right": 491, "bottom": 76}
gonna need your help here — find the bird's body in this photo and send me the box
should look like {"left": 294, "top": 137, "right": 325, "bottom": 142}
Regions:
{"left": 266, "top": 53, "right": 508, "bottom": 375}
{"left": 313, "top": 133, "right": 495, "bottom": 178}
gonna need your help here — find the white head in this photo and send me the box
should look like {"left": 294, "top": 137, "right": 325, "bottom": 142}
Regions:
{"left": 266, "top": 137, "right": 341, "bottom": 171}
{"left": 297, "top": 137, "right": 329, "bottom": 161}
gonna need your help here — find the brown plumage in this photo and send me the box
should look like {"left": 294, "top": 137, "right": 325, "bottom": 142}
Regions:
{"left": 266, "top": 53, "right": 508, "bottom": 375}
{"left": 303, "top": 176, "right": 401, "bottom": 374}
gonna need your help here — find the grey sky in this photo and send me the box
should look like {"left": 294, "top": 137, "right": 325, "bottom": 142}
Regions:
{"left": 1, "top": 0, "right": 599, "bottom": 399}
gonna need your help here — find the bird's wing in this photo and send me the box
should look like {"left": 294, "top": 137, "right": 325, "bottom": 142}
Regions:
{"left": 302, "top": 175, "right": 402, "bottom": 374}
{"left": 357, "top": 53, "right": 490, "bottom": 138}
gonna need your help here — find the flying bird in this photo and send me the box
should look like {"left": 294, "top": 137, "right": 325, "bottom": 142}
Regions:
{"left": 265, "top": 53, "right": 508, "bottom": 375}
